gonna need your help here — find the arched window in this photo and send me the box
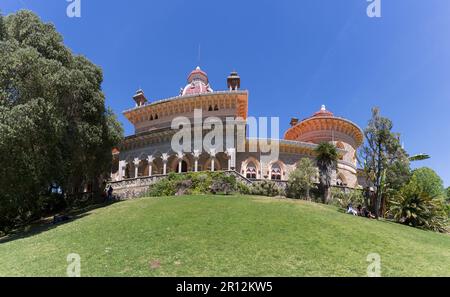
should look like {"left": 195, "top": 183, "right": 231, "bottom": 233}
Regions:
{"left": 214, "top": 105, "right": 219, "bottom": 111}
{"left": 205, "top": 158, "right": 221, "bottom": 171}
{"left": 336, "top": 142, "right": 345, "bottom": 160}
{"left": 154, "top": 114, "right": 159, "bottom": 120}
{"left": 271, "top": 163, "right": 282, "bottom": 180}
{"left": 336, "top": 173, "right": 347, "bottom": 187}
{"left": 208, "top": 105, "right": 213, "bottom": 111}
{"left": 124, "top": 163, "right": 131, "bottom": 179}
{"left": 246, "top": 162, "right": 257, "bottom": 179}
{"left": 150, "top": 115, "right": 153, "bottom": 121}
{"left": 336, "top": 142, "right": 345, "bottom": 149}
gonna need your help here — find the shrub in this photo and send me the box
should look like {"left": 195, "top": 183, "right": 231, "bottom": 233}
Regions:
{"left": 147, "top": 177, "right": 176, "bottom": 197}
{"left": 286, "top": 158, "right": 317, "bottom": 200}
{"left": 146, "top": 173, "right": 307, "bottom": 199}
{"left": 147, "top": 172, "right": 240, "bottom": 197}
{"left": 251, "top": 180, "right": 284, "bottom": 197}
{"left": 389, "top": 176, "right": 448, "bottom": 233}
{"left": 329, "top": 188, "right": 364, "bottom": 209}
{"left": 210, "top": 174, "right": 237, "bottom": 195}
{"left": 236, "top": 182, "right": 252, "bottom": 195}
{"left": 37, "top": 193, "right": 67, "bottom": 215}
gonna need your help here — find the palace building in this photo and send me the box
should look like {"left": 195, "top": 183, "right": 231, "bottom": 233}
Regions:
{"left": 110, "top": 67, "right": 363, "bottom": 196}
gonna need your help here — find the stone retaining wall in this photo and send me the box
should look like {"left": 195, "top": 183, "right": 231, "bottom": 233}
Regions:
{"left": 107, "top": 171, "right": 357, "bottom": 200}
{"left": 107, "top": 175, "right": 167, "bottom": 200}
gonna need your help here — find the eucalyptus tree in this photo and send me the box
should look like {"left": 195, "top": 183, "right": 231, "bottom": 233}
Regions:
{"left": 360, "top": 108, "right": 409, "bottom": 219}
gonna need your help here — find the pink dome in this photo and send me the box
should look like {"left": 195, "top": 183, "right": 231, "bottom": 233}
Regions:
{"left": 181, "top": 66, "right": 213, "bottom": 96}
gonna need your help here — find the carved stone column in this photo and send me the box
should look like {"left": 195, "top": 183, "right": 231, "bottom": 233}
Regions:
{"left": 147, "top": 155, "right": 155, "bottom": 177}
{"left": 193, "top": 150, "right": 200, "bottom": 172}
{"left": 209, "top": 148, "right": 217, "bottom": 172}
{"left": 118, "top": 160, "right": 127, "bottom": 181}
{"left": 226, "top": 148, "right": 236, "bottom": 171}
{"left": 133, "top": 158, "right": 140, "bottom": 178}
{"left": 162, "top": 153, "right": 169, "bottom": 175}
{"left": 176, "top": 152, "right": 184, "bottom": 173}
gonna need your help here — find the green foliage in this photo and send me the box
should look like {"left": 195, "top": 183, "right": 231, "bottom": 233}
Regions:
{"left": 360, "top": 107, "right": 410, "bottom": 218}
{"left": 250, "top": 180, "right": 284, "bottom": 197}
{"left": 384, "top": 157, "right": 411, "bottom": 203}
{"left": 146, "top": 172, "right": 285, "bottom": 198}
{"left": 210, "top": 174, "right": 237, "bottom": 195}
{"left": 389, "top": 175, "right": 448, "bottom": 233}
{"left": 330, "top": 188, "right": 364, "bottom": 209}
{"left": 410, "top": 167, "right": 445, "bottom": 199}
{"left": 315, "top": 142, "right": 338, "bottom": 204}
{"left": 0, "top": 11, "right": 123, "bottom": 233}
{"left": 446, "top": 187, "right": 450, "bottom": 202}
{"left": 0, "top": 11, "right": 5, "bottom": 41}
{"left": 147, "top": 172, "right": 241, "bottom": 197}
{"left": 236, "top": 182, "right": 252, "bottom": 195}
{"left": 147, "top": 176, "right": 177, "bottom": 197}
{"left": 286, "top": 158, "right": 317, "bottom": 200}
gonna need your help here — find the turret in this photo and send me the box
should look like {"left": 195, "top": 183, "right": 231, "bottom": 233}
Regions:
{"left": 227, "top": 71, "right": 241, "bottom": 91}
{"left": 133, "top": 89, "right": 148, "bottom": 107}
{"left": 290, "top": 118, "right": 299, "bottom": 127}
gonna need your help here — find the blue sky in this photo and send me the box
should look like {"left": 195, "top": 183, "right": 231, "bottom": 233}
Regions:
{"left": 2, "top": 0, "right": 450, "bottom": 186}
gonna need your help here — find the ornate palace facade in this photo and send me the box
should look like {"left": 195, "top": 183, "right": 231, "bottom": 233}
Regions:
{"left": 111, "top": 67, "right": 363, "bottom": 190}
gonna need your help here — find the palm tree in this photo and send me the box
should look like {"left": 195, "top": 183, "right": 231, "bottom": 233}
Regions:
{"left": 315, "top": 142, "right": 338, "bottom": 204}
{"left": 389, "top": 181, "right": 448, "bottom": 232}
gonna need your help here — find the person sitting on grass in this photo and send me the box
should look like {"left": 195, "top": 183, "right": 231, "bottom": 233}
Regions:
{"left": 346, "top": 203, "right": 357, "bottom": 216}
{"left": 357, "top": 204, "right": 363, "bottom": 216}
{"left": 362, "top": 207, "right": 376, "bottom": 219}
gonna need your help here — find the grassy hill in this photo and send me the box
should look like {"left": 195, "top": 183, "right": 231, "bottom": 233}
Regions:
{"left": 0, "top": 195, "right": 449, "bottom": 276}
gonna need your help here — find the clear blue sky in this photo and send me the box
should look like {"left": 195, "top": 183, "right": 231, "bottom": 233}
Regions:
{"left": 2, "top": 0, "right": 450, "bottom": 187}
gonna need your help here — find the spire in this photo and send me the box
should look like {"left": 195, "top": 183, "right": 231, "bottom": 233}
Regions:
{"left": 313, "top": 104, "right": 334, "bottom": 117}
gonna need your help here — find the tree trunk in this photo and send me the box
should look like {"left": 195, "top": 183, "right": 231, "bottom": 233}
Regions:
{"left": 306, "top": 187, "right": 310, "bottom": 201}
{"left": 323, "top": 186, "right": 330, "bottom": 204}
{"left": 375, "top": 168, "right": 386, "bottom": 219}
{"left": 374, "top": 144, "right": 383, "bottom": 219}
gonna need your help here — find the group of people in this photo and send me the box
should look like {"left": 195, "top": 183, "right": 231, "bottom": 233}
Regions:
{"left": 346, "top": 203, "right": 376, "bottom": 219}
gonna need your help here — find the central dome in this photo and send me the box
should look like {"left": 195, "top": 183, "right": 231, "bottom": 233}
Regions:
{"left": 181, "top": 66, "right": 213, "bottom": 96}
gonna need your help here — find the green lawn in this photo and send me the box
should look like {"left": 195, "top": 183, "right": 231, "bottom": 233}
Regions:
{"left": 1, "top": 195, "right": 449, "bottom": 276}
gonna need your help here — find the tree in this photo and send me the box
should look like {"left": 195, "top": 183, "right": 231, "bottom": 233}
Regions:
{"left": 0, "top": 11, "right": 123, "bottom": 233}
{"left": 315, "top": 142, "right": 338, "bottom": 204}
{"left": 446, "top": 187, "right": 450, "bottom": 202}
{"left": 0, "top": 11, "right": 5, "bottom": 41}
{"left": 360, "top": 107, "right": 409, "bottom": 219}
{"left": 410, "top": 167, "right": 445, "bottom": 199}
{"left": 286, "top": 158, "right": 317, "bottom": 200}
{"left": 384, "top": 155, "right": 411, "bottom": 211}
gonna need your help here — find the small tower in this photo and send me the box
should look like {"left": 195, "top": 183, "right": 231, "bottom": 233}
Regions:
{"left": 133, "top": 89, "right": 148, "bottom": 107}
{"left": 227, "top": 71, "right": 241, "bottom": 91}
{"left": 290, "top": 118, "right": 299, "bottom": 127}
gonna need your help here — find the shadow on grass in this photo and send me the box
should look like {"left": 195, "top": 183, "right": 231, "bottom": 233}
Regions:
{"left": 0, "top": 200, "right": 122, "bottom": 245}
